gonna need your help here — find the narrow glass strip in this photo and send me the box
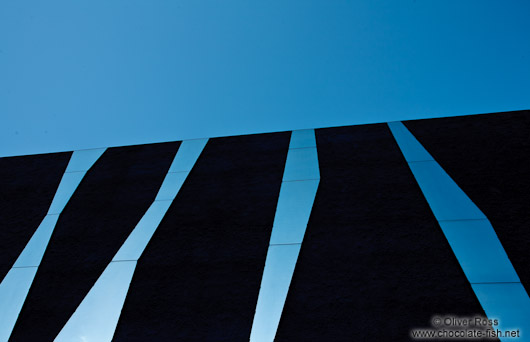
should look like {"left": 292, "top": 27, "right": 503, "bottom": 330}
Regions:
{"left": 407, "top": 160, "right": 486, "bottom": 220}
{"left": 112, "top": 201, "right": 172, "bottom": 261}
{"left": 154, "top": 171, "right": 189, "bottom": 201}
{"left": 251, "top": 130, "right": 319, "bottom": 342}
{"left": 289, "top": 129, "right": 317, "bottom": 149}
{"left": 55, "top": 139, "right": 207, "bottom": 341}
{"left": 0, "top": 149, "right": 103, "bottom": 341}
{"left": 282, "top": 147, "right": 320, "bottom": 182}
{"left": 269, "top": 180, "right": 319, "bottom": 245}
{"left": 388, "top": 121, "right": 529, "bottom": 333}
{"left": 65, "top": 148, "right": 106, "bottom": 173}
{"left": 439, "top": 220, "right": 519, "bottom": 283}
{"left": 13, "top": 215, "right": 60, "bottom": 268}
{"left": 168, "top": 139, "right": 208, "bottom": 172}
{"left": 0, "top": 267, "right": 38, "bottom": 342}
{"left": 472, "top": 283, "right": 530, "bottom": 337}
{"left": 387, "top": 121, "right": 434, "bottom": 162}
{"left": 54, "top": 261, "right": 137, "bottom": 342}
{"left": 250, "top": 245, "right": 301, "bottom": 342}
{"left": 47, "top": 172, "right": 87, "bottom": 215}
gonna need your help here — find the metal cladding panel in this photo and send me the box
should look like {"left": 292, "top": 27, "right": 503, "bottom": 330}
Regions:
{"left": 274, "top": 124, "right": 489, "bottom": 341}
{"left": 112, "top": 132, "right": 290, "bottom": 342}
{"left": 405, "top": 110, "right": 530, "bottom": 292}
{"left": 10, "top": 142, "right": 179, "bottom": 342}
{"left": 0, "top": 152, "right": 71, "bottom": 281}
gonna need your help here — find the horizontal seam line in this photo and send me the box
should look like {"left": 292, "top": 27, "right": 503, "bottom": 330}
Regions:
{"left": 12, "top": 265, "right": 38, "bottom": 269}
{"left": 282, "top": 178, "right": 320, "bottom": 183}
{"left": 111, "top": 259, "right": 138, "bottom": 263}
{"left": 288, "top": 146, "right": 317, "bottom": 150}
{"left": 270, "top": 243, "right": 302, "bottom": 246}
{"left": 407, "top": 159, "right": 435, "bottom": 163}
{"left": 438, "top": 218, "right": 489, "bottom": 223}
{"left": 167, "top": 170, "right": 189, "bottom": 174}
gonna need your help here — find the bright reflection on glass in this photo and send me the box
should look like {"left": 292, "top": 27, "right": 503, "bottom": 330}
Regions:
{"left": 55, "top": 139, "right": 208, "bottom": 341}
{"left": 54, "top": 261, "right": 137, "bottom": 342}
{"left": 168, "top": 139, "right": 208, "bottom": 172}
{"left": 47, "top": 172, "right": 87, "bottom": 215}
{"left": 0, "top": 267, "right": 38, "bottom": 342}
{"left": 472, "top": 283, "right": 530, "bottom": 334}
{"left": 439, "top": 220, "right": 519, "bottom": 284}
{"left": 282, "top": 148, "right": 320, "bottom": 182}
{"left": 269, "top": 180, "right": 319, "bottom": 245}
{"left": 289, "top": 129, "right": 317, "bottom": 149}
{"left": 251, "top": 130, "right": 319, "bottom": 342}
{"left": 65, "top": 149, "right": 106, "bottom": 173}
{"left": 387, "top": 121, "right": 434, "bottom": 162}
{"left": 388, "top": 121, "right": 529, "bottom": 333}
{"left": 155, "top": 172, "right": 188, "bottom": 201}
{"left": 250, "top": 245, "right": 301, "bottom": 342}
{"left": 113, "top": 200, "right": 172, "bottom": 261}
{"left": 13, "top": 214, "right": 59, "bottom": 267}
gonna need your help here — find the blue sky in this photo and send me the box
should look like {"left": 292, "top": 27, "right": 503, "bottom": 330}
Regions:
{"left": 1, "top": 0, "right": 529, "bottom": 157}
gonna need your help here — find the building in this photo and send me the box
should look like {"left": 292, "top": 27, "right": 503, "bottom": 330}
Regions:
{"left": 0, "top": 110, "right": 529, "bottom": 341}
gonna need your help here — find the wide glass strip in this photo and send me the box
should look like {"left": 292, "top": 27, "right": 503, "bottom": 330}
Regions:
{"left": 13, "top": 215, "right": 59, "bottom": 268}
{"left": 289, "top": 129, "right": 317, "bottom": 149}
{"left": 56, "top": 139, "right": 208, "bottom": 341}
{"left": 250, "top": 245, "right": 301, "bottom": 342}
{"left": 472, "top": 283, "right": 530, "bottom": 336}
{"left": 0, "top": 148, "right": 102, "bottom": 341}
{"left": 47, "top": 171, "right": 87, "bottom": 215}
{"left": 269, "top": 180, "right": 319, "bottom": 245}
{"left": 65, "top": 149, "right": 106, "bottom": 173}
{"left": 282, "top": 148, "right": 320, "bottom": 182}
{"left": 250, "top": 129, "right": 319, "bottom": 342}
{"left": 408, "top": 161, "right": 486, "bottom": 221}
{"left": 154, "top": 171, "right": 189, "bottom": 201}
{"left": 387, "top": 121, "right": 434, "bottom": 162}
{"left": 113, "top": 200, "right": 172, "bottom": 261}
{"left": 168, "top": 139, "right": 208, "bottom": 172}
{"left": 0, "top": 267, "right": 38, "bottom": 342}
{"left": 54, "top": 261, "right": 137, "bottom": 342}
{"left": 389, "top": 121, "right": 528, "bottom": 335}
{"left": 439, "top": 220, "right": 519, "bottom": 284}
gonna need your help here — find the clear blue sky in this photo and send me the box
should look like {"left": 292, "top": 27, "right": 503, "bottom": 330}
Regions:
{"left": 1, "top": 1, "right": 529, "bottom": 157}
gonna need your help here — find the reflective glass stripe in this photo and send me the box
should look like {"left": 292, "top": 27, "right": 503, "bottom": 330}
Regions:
{"left": 250, "top": 130, "right": 319, "bottom": 342}
{"left": 54, "top": 139, "right": 207, "bottom": 342}
{"left": 0, "top": 149, "right": 104, "bottom": 342}
{"left": 388, "top": 121, "right": 530, "bottom": 339}
{"left": 49, "top": 149, "right": 106, "bottom": 215}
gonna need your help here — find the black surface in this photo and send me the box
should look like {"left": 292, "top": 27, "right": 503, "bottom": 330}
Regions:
{"left": 0, "top": 152, "right": 71, "bottom": 282}
{"left": 10, "top": 142, "right": 179, "bottom": 342}
{"left": 275, "top": 124, "right": 490, "bottom": 341}
{"left": 112, "top": 132, "right": 290, "bottom": 342}
{"left": 405, "top": 110, "right": 530, "bottom": 291}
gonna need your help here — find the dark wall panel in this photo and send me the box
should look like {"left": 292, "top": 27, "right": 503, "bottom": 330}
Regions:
{"left": 405, "top": 110, "right": 530, "bottom": 291}
{"left": 112, "top": 132, "right": 290, "bottom": 342}
{"left": 0, "top": 152, "right": 71, "bottom": 281}
{"left": 275, "top": 124, "right": 489, "bottom": 341}
{"left": 10, "top": 142, "right": 179, "bottom": 342}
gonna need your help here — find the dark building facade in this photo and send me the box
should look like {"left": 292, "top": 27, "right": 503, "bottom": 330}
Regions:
{"left": 0, "top": 110, "right": 529, "bottom": 341}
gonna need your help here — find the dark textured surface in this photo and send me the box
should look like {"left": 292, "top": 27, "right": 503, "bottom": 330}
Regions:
{"left": 405, "top": 110, "right": 530, "bottom": 292}
{"left": 0, "top": 152, "right": 71, "bottom": 281}
{"left": 112, "top": 132, "right": 290, "bottom": 342}
{"left": 10, "top": 142, "right": 179, "bottom": 342}
{"left": 275, "top": 124, "right": 490, "bottom": 341}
